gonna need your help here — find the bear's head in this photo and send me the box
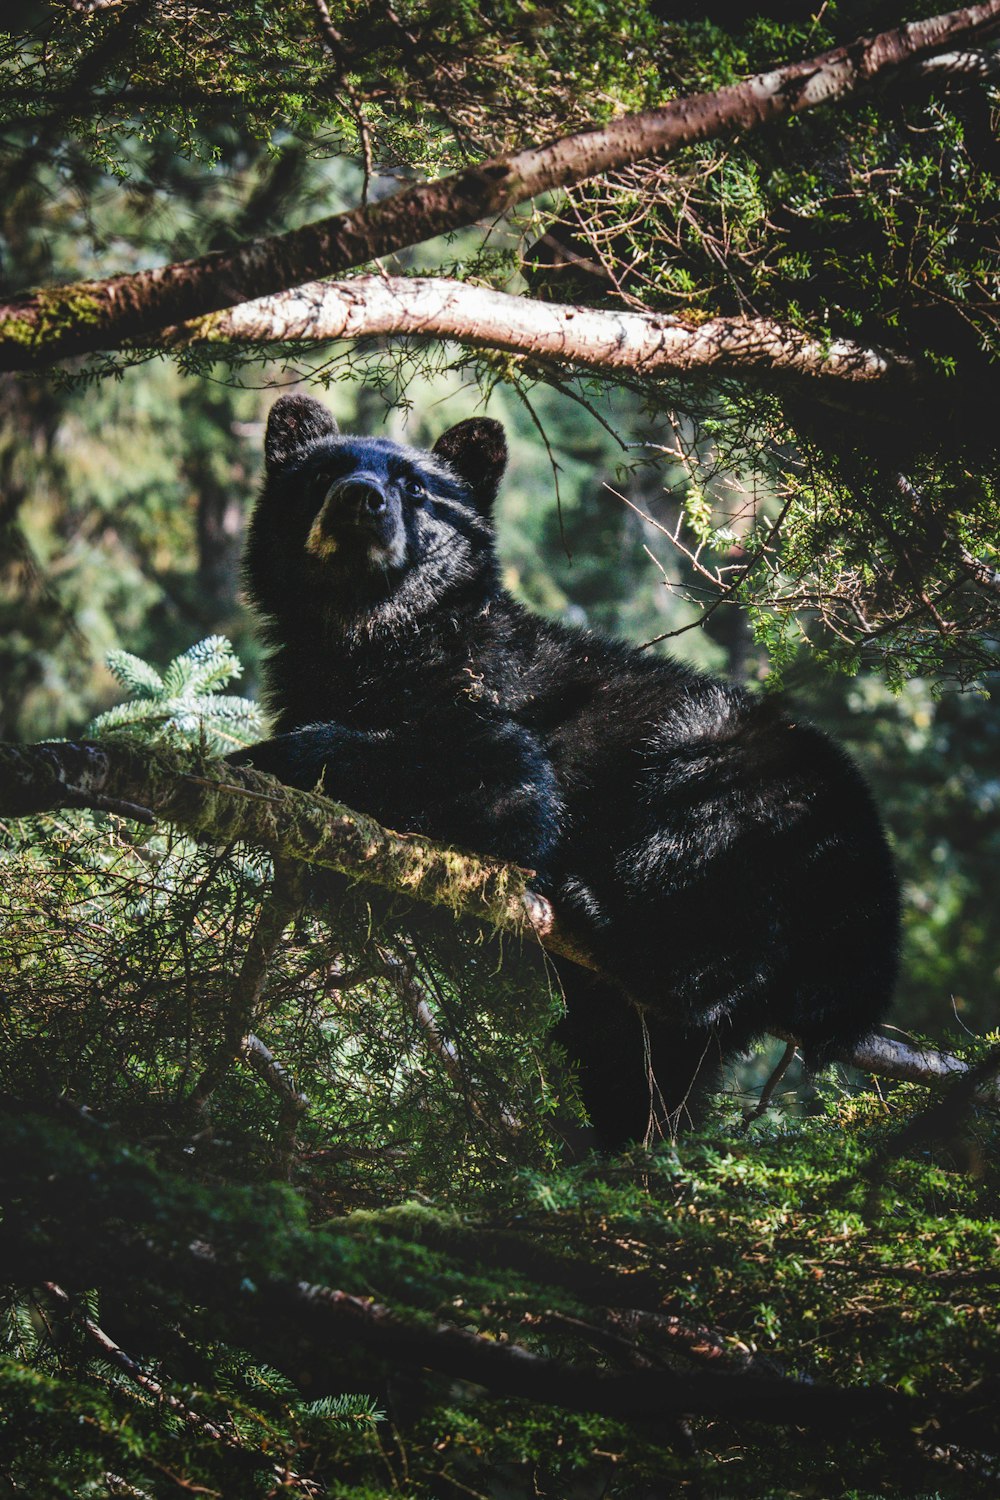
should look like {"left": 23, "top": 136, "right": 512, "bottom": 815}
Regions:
{"left": 245, "top": 394, "right": 508, "bottom": 630}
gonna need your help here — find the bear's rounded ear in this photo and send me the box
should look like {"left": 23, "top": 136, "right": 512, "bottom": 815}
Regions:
{"left": 264, "top": 394, "right": 339, "bottom": 472}
{"left": 432, "top": 417, "right": 507, "bottom": 508}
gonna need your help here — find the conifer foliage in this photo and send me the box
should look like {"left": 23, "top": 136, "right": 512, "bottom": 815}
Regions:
{"left": 3, "top": 3, "right": 1000, "bottom": 1495}
{"left": 89, "top": 635, "right": 262, "bottom": 752}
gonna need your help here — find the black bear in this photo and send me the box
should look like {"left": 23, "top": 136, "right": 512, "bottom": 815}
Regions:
{"left": 231, "top": 393, "right": 899, "bottom": 1147}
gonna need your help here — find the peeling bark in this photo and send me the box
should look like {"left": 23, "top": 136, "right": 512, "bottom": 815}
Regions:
{"left": 2, "top": 1, "right": 999, "bottom": 369}
{"left": 175, "top": 275, "right": 917, "bottom": 394}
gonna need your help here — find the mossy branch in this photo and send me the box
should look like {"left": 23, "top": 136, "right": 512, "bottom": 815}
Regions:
{"left": 1, "top": 737, "right": 994, "bottom": 1101}
{"left": 0, "top": 738, "right": 588, "bottom": 965}
{"left": 2, "top": 1109, "right": 990, "bottom": 1452}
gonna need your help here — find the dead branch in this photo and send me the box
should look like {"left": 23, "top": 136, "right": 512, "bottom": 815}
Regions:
{"left": 174, "top": 275, "right": 916, "bottom": 397}
{"left": 240, "top": 1033, "right": 310, "bottom": 1117}
{"left": 41, "top": 1281, "right": 234, "bottom": 1445}
{"left": 380, "top": 947, "right": 522, "bottom": 1131}
{"left": 379, "top": 950, "right": 468, "bottom": 1089}
{"left": 741, "top": 1040, "right": 798, "bottom": 1129}
{"left": 188, "top": 861, "right": 304, "bottom": 1112}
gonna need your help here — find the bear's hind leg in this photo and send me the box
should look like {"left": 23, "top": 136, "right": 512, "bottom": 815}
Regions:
{"left": 553, "top": 966, "right": 722, "bottom": 1151}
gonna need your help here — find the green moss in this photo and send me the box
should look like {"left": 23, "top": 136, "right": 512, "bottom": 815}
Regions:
{"left": 1, "top": 284, "right": 105, "bottom": 360}
{"left": 0, "top": 312, "right": 39, "bottom": 348}
{"left": 35, "top": 284, "right": 104, "bottom": 331}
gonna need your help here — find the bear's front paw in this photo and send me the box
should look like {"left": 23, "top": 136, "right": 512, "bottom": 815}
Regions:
{"left": 227, "top": 741, "right": 261, "bottom": 766}
{"left": 225, "top": 739, "right": 289, "bottom": 778}
{"left": 224, "top": 727, "right": 351, "bottom": 794}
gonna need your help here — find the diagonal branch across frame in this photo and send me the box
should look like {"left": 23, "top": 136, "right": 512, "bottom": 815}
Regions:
{"left": 2, "top": 1, "right": 999, "bottom": 369}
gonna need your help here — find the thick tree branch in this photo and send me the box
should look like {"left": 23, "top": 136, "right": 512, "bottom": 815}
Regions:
{"left": 3, "top": 1145, "right": 984, "bottom": 1448}
{"left": 272, "top": 1279, "right": 934, "bottom": 1437}
{"left": 175, "top": 274, "right": 917, "bottom": 394}
{"left": 1, "top": 737, "right": 995, "bottom": 1102}
{"left": 2, "top": 2, "right": 999, "bottom": 369}
{"left": 846, "top": 1029, "right": 986, "bottom": 1086}
{"left": 19, "top": 1230, "right": 995, "bottom": 1452}
{"left": 0, "top": 738, "right": 586, "bottom": 963}
{"left": 913, "top": 45, "right": 1000, "bottom": 73}
{"left": 0, "top": 1109, "right": 991, "bottom": 1476}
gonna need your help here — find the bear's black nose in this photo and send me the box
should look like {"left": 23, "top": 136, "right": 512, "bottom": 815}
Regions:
{"left": 338, "top": 478, "right": 387, "bottom": 517}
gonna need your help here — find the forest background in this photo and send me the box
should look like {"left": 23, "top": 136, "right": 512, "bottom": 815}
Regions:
{"left": 2, "top": 1, "right": 1000, "bottom": 1497}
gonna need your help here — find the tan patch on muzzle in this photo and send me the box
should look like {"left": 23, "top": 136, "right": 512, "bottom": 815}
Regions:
{"left": 305, "top": 496, "right": 338, "bottom": 559}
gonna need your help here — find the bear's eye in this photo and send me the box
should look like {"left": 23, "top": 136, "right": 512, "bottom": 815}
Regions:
{"left": 403, "top": 476, "right": 429, "bottom": 504}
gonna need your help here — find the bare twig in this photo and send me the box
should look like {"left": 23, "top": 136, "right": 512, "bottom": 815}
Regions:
{"left": 40, "top": 1282, "right": 234, "bottom": 1444}
{"left": 312, "top": 0, "right": 375, "bottom": 203}
{"left": 740, "top": 1040, "right": 798, "bottom": 1130}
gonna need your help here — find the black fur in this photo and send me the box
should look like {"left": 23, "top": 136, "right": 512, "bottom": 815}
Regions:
{"left": 231, "top": 395, "right": 900, "bottom": 1147}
